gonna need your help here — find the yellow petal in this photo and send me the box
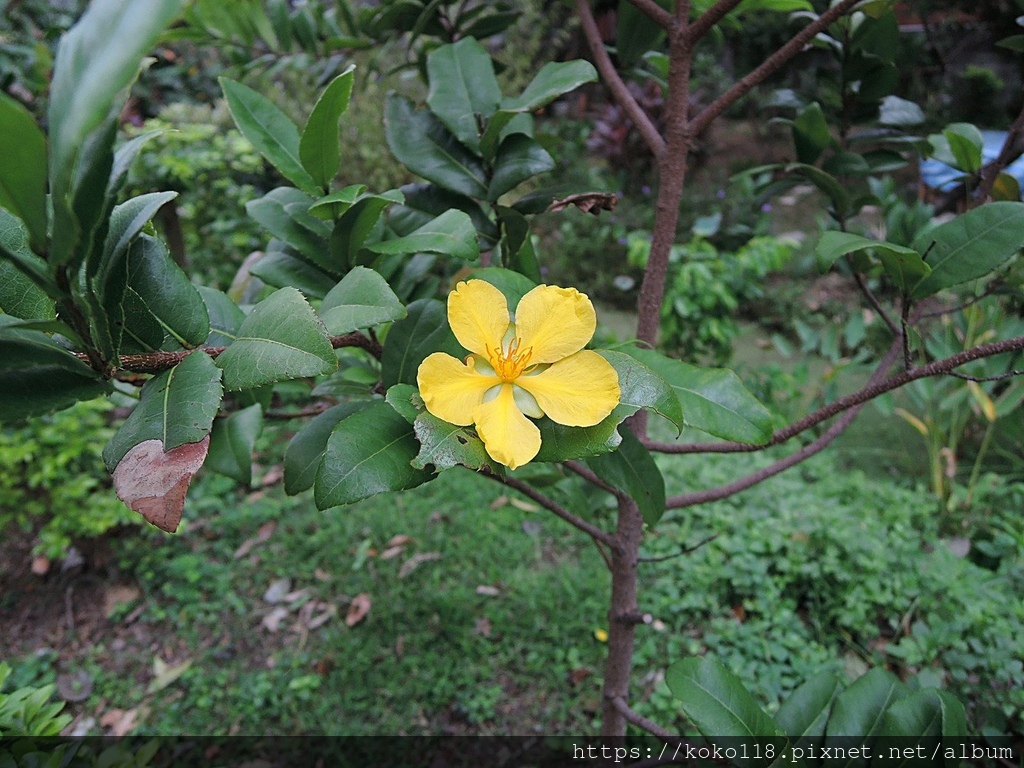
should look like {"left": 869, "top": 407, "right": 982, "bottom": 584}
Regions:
{"left": 517, "top": 350, "right": 619, "bottom": 427}
{"left": 417, "top": 353, "right": 500, "bottom": 426}
{"left": 472, "top": 384, "right": 541, "bottom": 470}
{"left": 447, "top": 279, "right": 510, "bottom": 357}
{"left": 514, "top": 285, "right": 596, "bottom": 363}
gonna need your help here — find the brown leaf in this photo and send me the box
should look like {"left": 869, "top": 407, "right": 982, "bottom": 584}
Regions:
{"left": 379, "top": 545, "right": 405, "bottom": 560}
{"left": 260, "top": 465, "right": 284, "bottom": 486}
{"left": 568, "top": 667, "right": 591, "bottom": 686}
{"left": 100, "top": 707, "right": 139, "bottom": 736}
{"left": 104, "top": 584, "right": 141, "bottom": 617}
{"left": 489, "top": 495, "right": 509, "bottom": 510}
{"left": 234, "top": 521, "right": 277, "bottom": 559}
{"left": 261, "top": 606, "right": 290, "bottom": 633}
{"left": 398, "top": 552, "right": 442, "bottom": 579}
{"left": 30, "top": 556, "right": 50, "bottom": 576}
{"left": 509, "top": 498, "right": 538, "bottom": 512}
{"left": 305, "top": 603, "right": 337, "bottom": 630}
{"left": 313, "top": 568, "right": 332, "bottom": 582}
{"left": 387, "top": 534, "right": 413, "bottom": 547}
{"left": 473, "top": 617, "right": 492, "bottom": 638}
{"left": 476, "top": 585, "right": 500, "bottom": 597}
{"left": 345, "top": 593, "right": 371, "bottom": 627}
{"left": 547, "top": 192, "right": 618, "bottom": 215}
{"left": 112, "top": 437, "right": 210, "bottom": 533}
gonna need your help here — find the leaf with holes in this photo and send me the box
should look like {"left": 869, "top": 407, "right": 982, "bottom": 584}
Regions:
{"left": 411, "top": 411, "right": 490, "bottom": 471}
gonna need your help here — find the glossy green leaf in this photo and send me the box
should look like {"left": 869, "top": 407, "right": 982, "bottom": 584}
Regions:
{"left": 944, "top": 123, "right": 984, "bottom": 174}
{"left": 504, "top": 60, "right": 598, "bottom": 113}
{"left": 299, "top": 66, "right": 356, "bottom": 190}
{"left": 320, "top": 266, "right": 406, "bottom": 335}
{"left": 616, "top": 0, "right": 667, "bottom": 67}
{"left": 878, "top": 95, "right": 925, "bottom": 127}
{"left": 666, "top": 657, "right": 787, "bottom": 745}
{"left": 585, "top": 431, "right": 665, "bottom": 525}
{"left": 487, "top": 134, "right": 554, "bottom": 201}
{"left": 0, "top": 260, "right": 53, "bottom": 320}
{"left": 390, "top": 183, "right": 498, "bottom": 243}
{"left": 215, "top": 287, "right": 338, "bottom": 391}
{"left": 197, "top": 286, "right": 246, "bottom": 347}
{"left": 775, "top": 670, "right": 843, "bottom": 741}
{"left": 911, "top": 202, "right": 1024, "bottom": 299}
{"left": 816, "top": 231, "right": 930, "bottom": 291}
{"left": 206, "top": 404, "right": 263, "bottom": 486}
{"left": 824, "top": 668, "right": 907, "bottom": 741}
{"left": 246, "top": 187, "right": 332, "bottom": 272}
{"left": 0, "top": 92, "right": 47, "bottom": 249}
{"left": 308, "top": 184, "right": 367, "bottom": 220}
{"left": 220, "top": 77, "right": 319, "bottom": 195}
{"left": 496, "top": 206, "right": 542, "bottom": 282}
{"left": 101, "top": 351, "right": 222, "bottom": 471}
{"left": 314, "top": 402, "right": 428, "bottom": 508}
{"left": 116, "top": 235, "right": 210, "bottom": 351}
{"left": 48, "top": 0, "right": 187, "bottom": 266}
{"left": 792, "top": 102, "right": 831, "bottom": 165}
{"left": 411, "top": 411, "right": 491, "bottom": 471}
{"left": 623, "top": 347, "right": 773, "bottom": 443}
{"left": 367, "top": 210, "right": 479, "bottom": 261}
{"left": 251, "top": 243, "right": 337, "bottom": 299}
{"left": 599, "top": 350, "right": 685, "bottom": 432}
{"left": 381, "top": 298, "right": 463, "bottom": 388}
{"left": 330, "top": 190, "right": 405, "bottom": 270}
{"left": 426, "top": 38, "right": 501, "bottom": 153}
{"left": 785, "top": 163, "right": 850, "bottom": 218}
{"left": 0, "top": 328, "right": 109, "bottom": 423}
{"left": 97, "top": 191, "right": 178, "bottom": 286}
{"left": 384, "top": 383, "right": 423, "bottom": 424}
{"left": 283, "top": 401, "right": 373, "bottom": 495}
{"left": 534, "top": 414, "right": 622, "bottom": 462}
{"left": 470, "top": 267, "right": 538, "bottom": 310}
{"left": 384, "top": 95, "right": 488, "bottom": 198}
{"left": 0, "top": 208, "right": 55, "bottom": 295}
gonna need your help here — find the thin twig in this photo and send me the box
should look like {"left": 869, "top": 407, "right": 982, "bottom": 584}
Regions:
{"left": 576, "top": 0, "right": 666, "bottom": 157}
{"left": 627, "top": 0, "right": 675, "bottom": 30}
{"left": 264, "top": 402, "right": 334, "bottom": 418}
{"left": 852, "top": 269, "right": 899, "bottom": 335}
{"left": 564, "top": 459, "right": 623, "bottom": 497}
{"left": 638, "top": 534, "right": 718, "bottom": 563}
{"left": 974, "top": 100, "right": 1024, "bottom": 204}
{"left": 691, "top": 0, "right": 862, "bottom": 136}
{"left": 481, "top": 470, "right": 620, "bottom": 550}
{"left": 686, "top": 0, "right": 744, "bottom": 44}
{"left": 948, "top": 369, "right": 1024, "bottom": 383}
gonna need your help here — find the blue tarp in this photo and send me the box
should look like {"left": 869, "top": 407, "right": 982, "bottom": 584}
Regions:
{"left": 919, "top": 130, "right": 1024, "bottom": 195}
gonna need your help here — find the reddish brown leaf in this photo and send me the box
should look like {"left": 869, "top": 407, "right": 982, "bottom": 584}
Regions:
{"left": 112, "top": 437, "right": 209, "bottom": 533}
{"left": 345, "top": 593, "right": 371, "bottom": 627}
{"left": 547, "top": 192, "right": 618, "bottom": 215}
{"left": 568, "top": 667, "right": 591, "bottom": 686}
{"left": 234, "top": 521, "right": 277, "bottom": 559}
{"left": 30, "top": 556, "right": 50, "bottom": 576}
{"left": 398, "top": 552, "right": 441, "bottom": 579}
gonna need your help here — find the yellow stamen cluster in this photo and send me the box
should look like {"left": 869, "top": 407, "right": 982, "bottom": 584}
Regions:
{"left": 489, "top": 338, "right": 533, "bottom": 382}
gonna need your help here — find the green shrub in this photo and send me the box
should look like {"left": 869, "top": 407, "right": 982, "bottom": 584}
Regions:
{"left": 0, "top": 400, "right": 137, "bottom": 559}
{"left": 0, "top": 662, "right": 71, "bottom": 737}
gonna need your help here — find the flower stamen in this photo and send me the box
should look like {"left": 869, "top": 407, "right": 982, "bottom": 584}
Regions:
{"left": 488, "top": 337, "right": 534, "bottom": 382}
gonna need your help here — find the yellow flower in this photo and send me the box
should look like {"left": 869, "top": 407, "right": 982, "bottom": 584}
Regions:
{"left": 417, "top": 280, "right": 620, "bottom": 470}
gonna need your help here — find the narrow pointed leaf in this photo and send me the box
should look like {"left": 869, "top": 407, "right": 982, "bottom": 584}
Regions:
{"left": 102, "top": 350, "right": 223, "bottom": 471}
{"left": 319, "top": 266, "right": 406, "bottom": 335}
{"left": 97, "top": 191, "right": 178, "bottom": 293}
{"left": 504, "top": 60, "right": 598, "bottom": 112}
{"left": 206, "top": 403, "right": 263, "bottom": 486}
{"left": 0, "top": 92, "right": 47, "bottom": 249}
{"left": 426, "top": 39, "right": 501, "bottom": 153}
{"left": 330, "top": 190, "right": 404, "bottom": 270}
{"left": 366, "top": 209, "right": 479, "bottom": 260}
{"left": 300, "top": 66, "right": 356, "bottom": 189}
{"left": 220, "top": 77, "right": 319, "bottom": 195}
{"left": 825, "top": 668, "right": 907, "bottom": 742}
{"left": 817, "top": 231, "right": 930, "bottom": 290}
{"left": 246, "top": 187, "right": 331, "bottom": 271}
{"left": 586, "top": 431, "right": 665, "bottom": 525}
{"left": 308, "top": 184, "right": 367, "bottom": 220}
{"left": 0, "top": 208, "right": 56, "bottom": 295}
{"left": 775, "top": 670, "right": 843, "bottom": 742}
{"left": 197, "top": 286, "right": 245, "bottom": 347}
{"left": 487, "top": 134, "right": 554, "bottom": 201}
{"left": 284, "top": 402, "right": 373, "bottom": 495}
{"left": 314, "top": 402, "right": 429, "bottom": 508}
{"left": 215, "top": 286, "right": 338, "bottom": 391}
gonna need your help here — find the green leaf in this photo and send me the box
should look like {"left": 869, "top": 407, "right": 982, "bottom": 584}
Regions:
{"left": 992, "top": 172, "right": 1022, "bottom": 202}
{"left": 792, "top": 102, "right": 832, "bottom": 165}
{"left": 299, "top": 66, "right": 356, "bottom": 190}
{"left": 775, "top": 670, "right": 843, "bottom": 741}
{"left": 197, "top": 286, "right": 246, "bottom": 346}
{"left": 426, "top": 39, "right": 502, "bottom": 153}
{"left": 308, "top": 184, "right": 367, "bottom": 220}
{"left": 390, "top": 183, "right": 498, "bottom": 244}
{"left": 534, "top": 416, "right": 622, "bottom": 462}
{"left": 97, "top": 192, "right": 178, "bottom": 289}
{"left": 816, "top": 231, "right": 930, "bottom": 291}
{"left": 666, "top": 657, "right": 787, "bottom": 746}
{"left": 384, "top": 94, "right": 488, "bottom": 198}
{"left": 320, "top": 266, "right": 407, "bottom": 335}
{"left": 330, "top": 190, "right": 405, "bottom": 270}
{"left": 0, "top": 93, "right": 47, "bottom": 250}
{"left": 911, "top": 202, "right": 1024, "bottom": 299}
{"left": 0, "top": 260, "right": 53, "bottom": 320}
{"left": 251, "top": 243, "right": 337, "bottom": 299}
{"left": 616, "top": 0, "right": 667, "bottom": 67}
{"left": 117, "top": 235, "right": 211, "bottom": 351}
{"left": 384, "top": 383, "right": 423, "bottom": 424}
{"left": 215, "top": 287, "right": 338, "bottom": 391}
{"left": 411, "top": 411, "right": 491, "bottom": 471}
{"left": 101, "top": 351, "right": 222, "bottom": 471}
{"left": 997, "top": 33, "right": 1024, "bottom": 52}
{"left": 367, "top": 209, "right": 480, "bottom": 261}
{"left": 825, "top": 668, "right": 907, "bottom": 741}
{"left": 220, "top": 77, "right": 320, "bottom": 195}
{"left": 623, "top": 347, "right": 773, "bottom": 443}
{"left": 877, "top": 689, "right": 944, "bottom": 742}
{"left": 487, "top": 134, "right": 554, "bottom": 201}
{"left": 284, "top": 402, "right": 373, "bottom": 495}
{"left": 504, "top": 60, "right": 598, "bottom": 112}
{"left": 246, "top": 187, "right": 332, "bottom": 272}
{"left": 206, "top": 404, "right": 263, "bottom": 486}
{"left": 0, "top": 328, "right": 109, "bottom": 423}
{"left": 878, "top": 95, "right": 925, "bottom": 127}
{"left": 468, "top": 267, "right": 538, "bottom": 309}
{"left": 944, "top": 123, "right": 984, "bottom": 174}
{"left": 585, "top": 431, "right": 665, "bottom": 525}
{"left": 381, "top": 298, "right": 462, "bottom": 388}
{"left": 785, "top": 163, "right": 850, "bottom": 218}
{"left": 0, "top": 208, "right": 55, "bottom": 296}
{"left": 599, "top": 350, "right": 685, "bottom": 432}
{"left": 47, "top": 0, "right": 188, "bottom": 265}
{"left": 314, "top": 402, "right": 429, "bottom": 508}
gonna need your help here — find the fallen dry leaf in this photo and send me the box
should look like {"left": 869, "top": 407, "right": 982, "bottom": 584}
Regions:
{"left": 379, "top": 545, "right": 405, "bottom": 560}
{"left": 398, "top": 552, "right": 442, "bottom": 579}
{"left": 283, "top": 588, "right": 311, "bottom": 604}
{"left": 112, "top": 437, "right": 210, "bottom": 533}
{"left": 262, "top": 606, "right": 289, "bottom": 633}
{"left": 509, "top": 498, "right": 538, "bottom": 512}
{"left": 260, "top": 465, "right": 284, "bottom": 486}
{"left": 99, "top": 708, "right": 138, "bottom": 737}
{"left": 473, "top": 617, "right": 492, "bottom": 638}
{"left": 234, "top": 521, "right": 277, "bottom": 559}
{"left": 313, "top": 568, "right": 332, "bottom": 582}
{"left": 263, "top": 577, "right": 292, "bottom": 604}
{"left": 305, "top": 603, "right": 337, "bottom": 630}
{"left": 476, "top": 585, "right": 500, "bottom": 597}
{"left": 345, "top": 593, "right": 371, "bottom": 627}
{"left": 568, "top": 668, "right": 591, "bottom": 686}
{"left": 547, "top": 192, "right": 618, "bottom": 215}
{"left": 147, "top": 657, "right": 191, "bottom": 695}
{"left": 387, "top": 534, "right": 413, "bottom": 547}
{"left": 30, "top": 556, "right": 50, "bottom": 576}
{"left": 104, "top": 584, "right": 141, "bottom": 617}
{"left": 489, "top": 495, "right": 509, "bottom": 510}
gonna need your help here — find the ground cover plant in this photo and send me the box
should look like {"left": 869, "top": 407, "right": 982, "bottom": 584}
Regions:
{"left": 3, "top": 0, "right": 1024, "bottom": 759}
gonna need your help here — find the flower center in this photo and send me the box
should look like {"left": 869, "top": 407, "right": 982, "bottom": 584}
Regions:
{"left": 488, "top": 337, "right": 533, "bottom": 382}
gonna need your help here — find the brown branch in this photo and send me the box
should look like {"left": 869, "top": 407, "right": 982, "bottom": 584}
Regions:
{"left": 481, "top": 470, "right": 620, "bottom": 550}
{"left": 78, "top": 332, "right": 382, "bottom": 374}
{"left": 646, "top": 333, "right": 1024, "bottom": 455}
{"left": 691, "top": 0, "right": 862, "bottom": 136}
{"left": 852, "top": 269, "right": 899, "bottom": 336}
{"left": 576, "top": 0, "right": 666, "bottom": 157}
{"left": 638, "top": 533, "right": 718, "bottom": 562}
{"left": 627, "top": 0, "right": 675, "bottom": 30}
{"left": 974, "top": 101, "right": 1024, "bottom": 205}
{"left": 610, "top": 697, "right": 677, "bottom": 742}
{"left": 564, "top": 459, "right": 624, "bottom": 497}
{"left": 665, "top": 343, "right": 901, "bottom": 509}
{"left": 686, "top": 0, "right": 744, "bottom": 44}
